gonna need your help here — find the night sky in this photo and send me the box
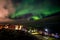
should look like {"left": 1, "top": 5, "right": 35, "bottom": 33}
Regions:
{"left": 10, "top": 0, "right": 60, "bottom": 19}
{"left": 10, "top": 0, "right": 60, "bottom": 33}
{"left": 0, "top": 0, "right": 60, "bottom": 33}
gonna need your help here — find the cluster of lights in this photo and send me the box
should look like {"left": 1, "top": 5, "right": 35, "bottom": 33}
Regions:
{"left": 4, "top": 25, "right": 8, "bottom": 29}
{"left": 15, "top": 25, "right": 23, "bottom": 30}
{"left": 0, "top": 25, "right": 8, "bottom": 29}
{"left": 0, "top": 25, "right": 23, "bottom": 30}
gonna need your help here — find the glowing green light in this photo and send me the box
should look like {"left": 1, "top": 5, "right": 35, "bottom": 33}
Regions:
{"left": 32, "top": 16, "right": 40, "bottom": 20}
{"left": 10, "top": 0, "right": 60, "bottom": 18}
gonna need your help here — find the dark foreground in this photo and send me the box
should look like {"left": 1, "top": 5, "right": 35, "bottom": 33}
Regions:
{"left": 0, "top": 29, "right": 60, "bottom": 40}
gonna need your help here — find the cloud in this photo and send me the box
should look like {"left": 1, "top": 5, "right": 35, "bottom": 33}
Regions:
{"left": 0, "top": 0, "right": 15, "bottom": 22}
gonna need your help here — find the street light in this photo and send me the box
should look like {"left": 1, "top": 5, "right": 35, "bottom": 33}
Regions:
{"left": 45, "top": 29, "right": 48, "bottom": 32}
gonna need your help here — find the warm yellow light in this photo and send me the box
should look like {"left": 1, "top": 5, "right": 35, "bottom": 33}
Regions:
{"left": 15, "top": 25, "right": 19, "bottom": 30}
{"left": 4, "top": 25, "right": 8, "bottom": 29}
{"left": 0, "top": 26, "right": 2, "bottom": 29}
{"left": 19, "top": 25, "right": 23, "bottom": 30}
{"left": 32, "top": 32, "right": 39, "bottom": 35}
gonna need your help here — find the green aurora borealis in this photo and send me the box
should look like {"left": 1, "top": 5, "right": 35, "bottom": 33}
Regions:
{"left": 11, "top": 0, "right": 60, "bottom": 19}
